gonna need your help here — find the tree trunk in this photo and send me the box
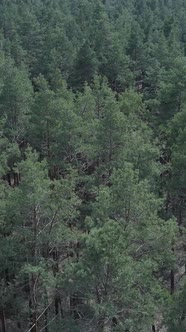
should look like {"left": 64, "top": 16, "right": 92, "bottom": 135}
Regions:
{"left": 29, "top": 299, "right": 37, "bottom": 332}
{"left": 170, "top": 246, "right": 175, "bottom": 295}
{"left": 170, "top": 269, "right": 175, "bottom": 295}
{"left": 44, "top": 308, "right": 48, "bottom": 332}
{"left": 29, "top": 205, "right": 38, "bottom": 332}
{"left": 0, "top": 309, "right": 6, "bottom": 332}
{"left": 55, "top": 295, "right": 59, "bottom": 316}
{"left": 44, "top": 289, "right": 49, "bottom": 332}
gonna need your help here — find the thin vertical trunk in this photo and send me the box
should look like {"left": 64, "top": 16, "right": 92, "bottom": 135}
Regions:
{"left": 178, "top": 205, "right": 182, "bottom": 226}
{"left": 108, "top": 131, "right": 112, "bottom": 178}
{"left": 7, "top": 174, "right": 11, "bottom": 186}
{"left": 47, "top": 121, "right": 50, "bottom": 155}
{"left": 166, "top": 193, "right": 175, "bottom": 296}
{"left": 46, "top": 119, "right": 53, "bottom": 180}
{"left": 44, "top": 308, "right": 48, "bottom": 332}
{"left": 32, "top": 312, "right": 37, "bottom": 332}
{"left": 17, "top": 321, "right": 21, "bottom": 330}
{"left": 55, "top": 296, "right": 59, "bottom": 316}
{"left": 165, "top": 192, "right": 170, "bottom": 215}
{"left": 29, "top": 205, "right": 38, "bottom": 332}
{"left": 44, "top": 316, "right": 48, "bottom": 332}
{"left": 52, "top": 249, "right": 63, "bottom": 319}
{"left": 0, "top": 309, "right": 6, "bottom": 332}
{"left": 44, "top": 288, "right": 49, "bottom": 332}
{"left": 14, "top": 173, "right": 20, "bottom": 186}
{"left": 54, "top": 294, "right": 63, "bottom": 318}
{"left": 170, "top": 269, "right": 175, "bottom": 295}
{"left": 170, "top": 247, "right": 175, "bottom": 295}
{"left": 33, "top": 204, "right": 37, "bottom": 260}
{"left": 29, "top": 299, "right": 37, "bottom": 332}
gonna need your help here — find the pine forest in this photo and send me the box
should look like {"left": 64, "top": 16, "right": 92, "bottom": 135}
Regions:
{"left": 1, "top": 0, "right": 186, "bottom": 331}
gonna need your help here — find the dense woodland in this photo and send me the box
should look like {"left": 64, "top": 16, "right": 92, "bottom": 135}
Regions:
{"left": 1, "top": 0, "right": 186, "bottom": 331}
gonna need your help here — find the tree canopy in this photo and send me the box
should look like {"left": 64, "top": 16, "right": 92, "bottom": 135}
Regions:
{"left": 0, "top": 1, "right": 186, "bottom": 331}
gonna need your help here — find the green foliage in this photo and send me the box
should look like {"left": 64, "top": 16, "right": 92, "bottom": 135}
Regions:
{"left": 63, "top": 163, "right": 176, "bottom": 331}
{"left": 166, "top": 281, "right": 186, "bottom": 332}
{"left": 0, "top": 53, "right": 33, "bottom": 141}
{"left": 0, "top": 0, "right": 186, "bottom": 331}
